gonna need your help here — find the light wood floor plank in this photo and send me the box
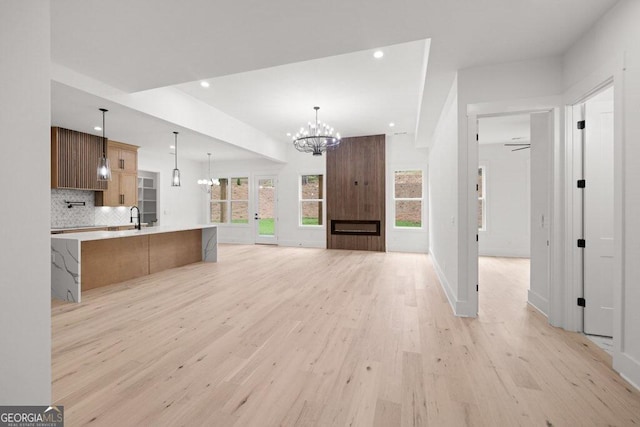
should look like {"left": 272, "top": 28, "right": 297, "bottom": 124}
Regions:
{"left": 51, "top": 247, "right": 640, "bottom": 426}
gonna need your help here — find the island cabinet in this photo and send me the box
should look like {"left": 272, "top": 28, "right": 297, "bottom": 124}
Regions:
{"left": 51, "top": 225, "right": 218, "bottom": 302}
{"left": 51, "top": 127, "right": 108, "bottom": 191}
{"left": 95, "top": 140, "right": 139, "bottom": 207}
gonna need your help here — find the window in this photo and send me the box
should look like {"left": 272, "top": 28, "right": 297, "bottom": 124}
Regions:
{"left": 478, "top": 166, "right": 486, "bottom": 230}
{"left": 210, "top": 177, "right": 249, "bottom": 224}
{"left": 394, "top": 170, "right": 422, "bottom": 228}
{"left": 300, "top": 174, "right": 324, "bottom": 226}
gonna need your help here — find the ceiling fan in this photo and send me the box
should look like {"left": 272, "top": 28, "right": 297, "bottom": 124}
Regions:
{"left": 504, "top": 137, "right": 530, "bottom": 152}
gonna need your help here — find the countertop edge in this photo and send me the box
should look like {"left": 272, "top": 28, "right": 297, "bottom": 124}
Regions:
{"left": 51, "top": 224, "right": 217, "bottom": 242}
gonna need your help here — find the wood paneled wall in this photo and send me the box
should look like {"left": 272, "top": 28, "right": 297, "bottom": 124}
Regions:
{"left": 326, "top": 134, "right": 385, "bottom": 251}
{"left": 51, "top": 127, "right": 108, "bottom": 190}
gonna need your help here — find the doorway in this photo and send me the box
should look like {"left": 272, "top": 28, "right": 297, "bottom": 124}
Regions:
{"left": 254, "top": 176, "right": 277, "bottom": 245}
{"left": 474, "top": 110, "right": 553, "bottom": 317}
{"left": 574, "top": 85, "right": 614, "bottom": 338}
{"left": 476, "top": 114, "right": 532, "bottom": 316}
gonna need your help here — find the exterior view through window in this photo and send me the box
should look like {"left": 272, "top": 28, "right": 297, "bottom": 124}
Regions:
{"left": 300, "top": 175, "right": 324, "bottom": 226}
{"left": 210, "top": 177, "right": 249, "bottom": 224}
{"left": 394, "top": 170, "right": 422, "bottom": 228}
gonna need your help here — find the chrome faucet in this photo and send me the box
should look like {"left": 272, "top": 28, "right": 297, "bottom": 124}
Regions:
{"left": 130, "top": 206, "right": 142, "bottom": 230}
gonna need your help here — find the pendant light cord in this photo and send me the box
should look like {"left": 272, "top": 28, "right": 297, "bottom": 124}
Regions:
{"left": 100, "top": 108, "right": 108, "bottom": 156}
{"left": 174, "top": 132, "right": 179, "bottom": 168}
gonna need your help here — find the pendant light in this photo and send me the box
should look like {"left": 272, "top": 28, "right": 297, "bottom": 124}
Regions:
{"left": 96, "top": 108, "right": 112, "bottom": 181}
{"left": 172, "top": 131, "right": 181, "bottom": 187}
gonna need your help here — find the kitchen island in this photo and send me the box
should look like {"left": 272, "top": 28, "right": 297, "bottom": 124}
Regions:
{"left": 51, "top": 224, "right": 217, "bottom": 302}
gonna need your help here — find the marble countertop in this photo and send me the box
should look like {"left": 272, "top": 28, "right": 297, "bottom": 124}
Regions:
{"left": 51, "top": 224, "right": 217, "bottom": 242}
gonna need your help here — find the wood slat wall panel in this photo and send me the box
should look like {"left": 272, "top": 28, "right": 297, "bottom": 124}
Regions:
{"left": 51, "top": 127, "right": 108, "bottom": 190}
{"left": 326, "top": 134, "right": 385, "bottom": 251}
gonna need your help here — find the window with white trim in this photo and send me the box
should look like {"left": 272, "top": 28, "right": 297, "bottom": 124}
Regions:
{"left": 210, "top": 177, "right": 249, "bottom": 224}
{"left": 299, "top": 174, "right": 324, "bottom": 226}
{"left": 394, "top": 170, "right": 423, "bottom": 228}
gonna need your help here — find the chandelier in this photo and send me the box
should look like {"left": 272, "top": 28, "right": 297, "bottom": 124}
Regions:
{"left": 292, "top": 106, "right": 341, "bottom": 156}
{"left": 197, "top": 153, "right": 217, "bottom": 193}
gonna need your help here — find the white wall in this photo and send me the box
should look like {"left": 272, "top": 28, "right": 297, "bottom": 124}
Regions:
{"left": 478, "top": 143, "right": 530, "bottom": 257}
{"left": 429, "top": 77, "right": 460, "bottom": 309}
{"left": 562, "top": 0, "right": 640, "bottom": 389}
{"left": 0, "top": 2, "right": 51, "bottom": 404}
{"left": 460, "top": 57, "right": 562, "bottom": 317}
{"left": 386, "top": 133, "right": 429, "bottom": 253}
{"left": 138, "top": 149, "right": 206, "bottom": 226}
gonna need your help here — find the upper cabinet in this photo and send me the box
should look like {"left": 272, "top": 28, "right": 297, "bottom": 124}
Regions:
{"left": 108, "top": 140, "right": 138, "bottom": 173}
{"left": 95, "top": 140, "right": 139, "bottom": 207}
{"left": 51, "top": 127, "right": 108, "bottom": 191}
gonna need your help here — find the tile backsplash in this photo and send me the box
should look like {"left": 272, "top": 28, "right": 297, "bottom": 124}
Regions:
{"left": 51, "top": 189, "right": 135, "bottom": 228}
{"left": 51, "top": 189, "right": 95, "bottom": 228}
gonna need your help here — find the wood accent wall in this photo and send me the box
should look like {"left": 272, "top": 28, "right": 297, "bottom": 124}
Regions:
{"left": 51, "top": 127, "right": 108, "bottom": 190}
{"left": 326, "top": 134, "right": 385, "bottom": 251}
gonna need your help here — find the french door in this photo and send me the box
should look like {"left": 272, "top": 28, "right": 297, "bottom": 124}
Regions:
{"left": 254, "top": 176, "right": 277, "bottom": 245}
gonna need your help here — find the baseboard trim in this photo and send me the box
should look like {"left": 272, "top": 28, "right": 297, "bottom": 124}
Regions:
{"left": 615, "top": 352, "right": 640, "bottom": 392}
{"left": 430, "top": 252, "right": 457, "bottom": 316}
{"left": 527, "top": 289, "right": 549, "bottom": 317}
{"left": 278, "top": 240, "right": 326, "bottom": 249}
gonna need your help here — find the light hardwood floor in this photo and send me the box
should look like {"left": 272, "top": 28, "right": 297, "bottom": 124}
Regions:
{"left": 52, "top": 246, "right": 640, "bottom": 426}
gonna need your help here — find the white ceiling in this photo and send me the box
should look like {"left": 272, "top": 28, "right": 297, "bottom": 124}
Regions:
{"left": 175, "top": 39, "right": 428, "bottom": 142}
{"left": 52, "top": 82, "right": 262, "bottom": 161}
{"left": 50, "top": 0, "right": 618, "bottom": 158}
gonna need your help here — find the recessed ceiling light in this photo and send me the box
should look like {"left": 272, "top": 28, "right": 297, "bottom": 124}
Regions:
{"left": 200, "top": 81, "right": 210, "bottom": 88}
{"left": 373, "top": 50, "right": 384, "bottom": 59}
{"left": 170, "top": 145, "right": 175, "bottom": 149}
{"left": 286, "top": 132, "right": 291, "bottom": 137}
{"left": 94, "top": 126, "right": 102, "bottom": 131}
{"left": 389, "top": 122, "right": 395, "bottom": 127}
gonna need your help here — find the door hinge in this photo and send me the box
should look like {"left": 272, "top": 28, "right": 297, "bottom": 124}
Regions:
{"left": 577, "top": 239, "right": 586, "bottom": 248}
{"left": 476, "top": 234, "right": 478, "bottom": 242}
{"left": 476, "top": 284, "right": 479, "bottom": 292}
{"left": 476, "top": 184, "right": 479, "bottom": 191}
{"left": 577, "top": 120, "right": 586, "bottom": 130}
{"left": 577, "top": 179, "right": 586, "bottom": 188}
{"left": 476, "top": 133, "right": 479, "bottom": 141}
{"left": 577, "top": 297, "right": 586, "bottom": 307}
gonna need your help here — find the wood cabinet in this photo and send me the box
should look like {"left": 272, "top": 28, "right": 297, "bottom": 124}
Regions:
{"left": 95, "top": 141, "right": 139, "bottom": 207}
{"left": 51, "top": 127, "right": 108, "bottom": 190}
{"left": 108, "top": 140, "right": 138, "bottom": 173}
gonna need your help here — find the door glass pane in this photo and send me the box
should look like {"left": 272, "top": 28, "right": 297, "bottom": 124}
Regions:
{"left": 258, "top": 179, "right": 275, "bottom": 235}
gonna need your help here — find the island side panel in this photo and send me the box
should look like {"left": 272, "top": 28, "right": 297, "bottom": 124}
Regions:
{"left": 51, "top": 238, "right": 81, "bottom": 302}
{"left": 202, "top": 227, "right": 217, "bottom": 262}
{"left": 149, "top": 230, "right": 202, "bottom": 274}
{"left": 81, "top": 235, "right": 150, "bottom": 291}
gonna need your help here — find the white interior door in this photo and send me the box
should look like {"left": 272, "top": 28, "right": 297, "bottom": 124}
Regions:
{"left": 254, "top": 176, "right": 277, "bottom": 245}
{"left": 529, "top": 112, "right": 552, "bottom": 311}
{"left": 583, "top": 87, "right": 614, "bottom": 337}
